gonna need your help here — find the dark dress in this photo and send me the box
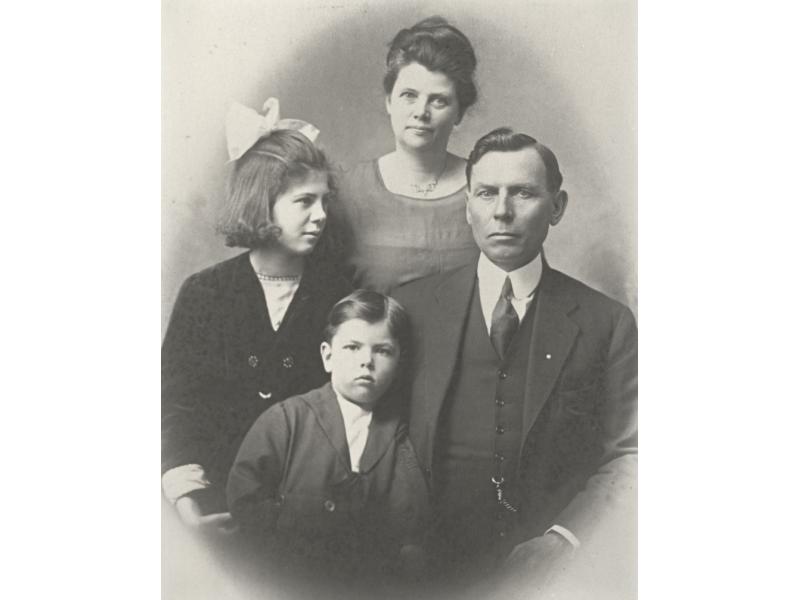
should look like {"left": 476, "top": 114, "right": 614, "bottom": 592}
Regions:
{"left": 162, "top": 251, "right": 351, "bottom": 512}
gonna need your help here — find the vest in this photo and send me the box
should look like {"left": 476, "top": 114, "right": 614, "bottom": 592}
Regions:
{"left": 433, "top": 283, "right": 537, "bottom": 565}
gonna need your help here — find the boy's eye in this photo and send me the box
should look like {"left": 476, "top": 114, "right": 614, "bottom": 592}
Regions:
{"left": 516, "top": 189, "right": 535, "bottom": 199}
{"left": 431, "top": 97, "right": 448, "bottom": 108}
{"left": 475, "top": 189, "right": 494, "bottom": 198}
{"left": 343, "top": 344, "right": 358, "bottom": 351}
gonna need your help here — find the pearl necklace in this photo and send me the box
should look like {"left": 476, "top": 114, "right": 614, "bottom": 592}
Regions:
{"left": 255, "top": 272, "right": 301, "bottom": 283}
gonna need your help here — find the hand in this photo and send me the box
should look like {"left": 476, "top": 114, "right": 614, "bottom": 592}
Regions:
{"left": 175, "top": 496, "right": 238, "bottom": 536}
{"left": 503, "top": 532, "right": 573, "bottom": 586}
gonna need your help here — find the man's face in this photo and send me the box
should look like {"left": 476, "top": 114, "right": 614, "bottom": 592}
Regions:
{"left": 466, "top": 148, "right": 567, "bottom": 272}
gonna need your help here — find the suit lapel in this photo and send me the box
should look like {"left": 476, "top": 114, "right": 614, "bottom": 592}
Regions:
{"left": 227, "top": 253, "right": 274, "bottom": 353}
{"left": 522, "top": 265, "right": 579, "bottom": 439}
{"left": 413, "top": 264, "right": 476, "bottom": 467}
{"left": 358, "top": 408, "right": 399, "bottom": 474}
{"left": 304, "top": 383, "right": 353, "bottom": 477}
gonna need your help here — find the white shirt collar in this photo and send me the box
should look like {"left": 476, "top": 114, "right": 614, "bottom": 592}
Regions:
{"left": 334, "top": 389, "right": 373, "bottom": 473}
{"left": 477, "top": 252, "right": 544, "bottom": 331}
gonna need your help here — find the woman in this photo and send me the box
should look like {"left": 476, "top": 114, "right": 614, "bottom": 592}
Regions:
{"left": 161, "top": 105, "right": 350, "bottom": 532}
{"left": 337, "top": 16, "right": 481, "bottom": 293}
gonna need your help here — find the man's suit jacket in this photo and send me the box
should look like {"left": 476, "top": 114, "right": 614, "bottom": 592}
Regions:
{"left": 392, "top": 260, "right": 637, "bottom": 546}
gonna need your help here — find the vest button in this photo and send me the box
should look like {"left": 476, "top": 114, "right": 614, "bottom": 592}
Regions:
{"left": 496, "top": 425, "right": 505, "bottom": 434}
{"left": 323, "top": 499, "right": 336, "bottom": 512}
{"left": 248, "top": 355, "right": 259, "bottom": 368}
{"left": 495, "top": 397, "right": 505, "bottom": 406}
{"left": 497, "top": 370, "right": 507, "bottom": 379}
{"left": 494, "top": 452, "right": 505, "bottom": 462}
{"left": 282, "top": 356, "right": 294, "bottom": 369}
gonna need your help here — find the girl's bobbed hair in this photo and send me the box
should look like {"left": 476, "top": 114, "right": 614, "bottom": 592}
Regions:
{"left": 383, "top": 16, "right": 478, "bottom": 119}
{"left": 216, "top": 129, "right": 336, "bottom": 250}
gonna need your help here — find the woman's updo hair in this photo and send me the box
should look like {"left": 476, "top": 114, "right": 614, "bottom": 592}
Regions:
{"left": 217, "top": 129, "right": 335, "bottom": 249}
{"left": 383, "top": 16, "right": 478, "bottom": 119}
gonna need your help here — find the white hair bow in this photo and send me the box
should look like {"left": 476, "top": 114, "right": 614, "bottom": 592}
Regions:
{"left": 225, "top": 97, "right": 320, "bottom": 162}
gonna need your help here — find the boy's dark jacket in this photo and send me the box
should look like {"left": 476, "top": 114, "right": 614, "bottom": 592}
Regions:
{"left": 227, "top": 382, "right": 430, "bottom": 573}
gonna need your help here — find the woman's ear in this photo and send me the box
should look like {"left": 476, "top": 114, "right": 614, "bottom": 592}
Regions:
{"left": 320, "top": 341, "right": 333, "bottom": 373}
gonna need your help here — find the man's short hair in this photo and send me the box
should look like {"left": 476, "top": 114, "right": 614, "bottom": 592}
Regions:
{"left": 465, "top": 127, "right": 564, "bottom": 193}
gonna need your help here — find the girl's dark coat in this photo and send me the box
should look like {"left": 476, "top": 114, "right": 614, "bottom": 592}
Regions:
{"left": 162, "top": 251, "right": 351, "bottom": 511}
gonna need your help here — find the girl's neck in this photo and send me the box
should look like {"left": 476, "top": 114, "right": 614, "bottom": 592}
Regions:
{"left": 249, "top": 247, "right": 305, "bottom": 278}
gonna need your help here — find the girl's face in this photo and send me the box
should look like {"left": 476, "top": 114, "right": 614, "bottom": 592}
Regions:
{"left": 385, "top": 62, "right": 461, "bottom": 154}
{"left": 320, "top": 318, "right": 401, "bottom": 410}
{"left": 270, "top": 170, "right": 329, "bottom": 257}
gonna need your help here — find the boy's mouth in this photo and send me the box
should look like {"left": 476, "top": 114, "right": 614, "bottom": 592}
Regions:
{"left": 354, "top": 375, "right": 375, "bottom": 384}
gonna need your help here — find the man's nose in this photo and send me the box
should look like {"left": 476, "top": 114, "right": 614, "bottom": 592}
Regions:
{"left": 492, "top": 192, "right": 513, "bottom": 220}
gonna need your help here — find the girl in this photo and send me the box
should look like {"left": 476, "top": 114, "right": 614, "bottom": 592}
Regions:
{"left": 227, "top": 290, "right": 429, "bottom": 585}
{"left": 336, "top": 16, "right": 481, "bottom": 293}
{"left": 161, "top": 99, "right": 351, "bottom": 531}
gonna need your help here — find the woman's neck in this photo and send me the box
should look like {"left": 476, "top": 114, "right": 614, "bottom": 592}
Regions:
{"left": 389, "top": 146, "right": 449, "bottom": 179}
{"left": 249, "top": 247, "right": 305, "bottom": 277}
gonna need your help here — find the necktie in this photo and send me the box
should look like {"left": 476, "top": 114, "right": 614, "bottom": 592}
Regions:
{"left": 490, "top": 276, "right": 519, "bottom": 360}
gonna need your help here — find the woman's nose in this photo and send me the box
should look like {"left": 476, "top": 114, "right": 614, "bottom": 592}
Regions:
{"left": 412, "top": 99, "right": 430, "bottom": 120}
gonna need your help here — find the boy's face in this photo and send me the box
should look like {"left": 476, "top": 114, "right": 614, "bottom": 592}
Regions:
{"left": 320, "top": 318, "right": 400, "bottom": 410}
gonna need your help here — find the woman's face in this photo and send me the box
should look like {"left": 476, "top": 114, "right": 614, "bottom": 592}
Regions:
{"left": 269, "top": 170, "right": 329, "bottom": 257}
{"left": 386, "top": 62, "right": 461, "bottom": 154}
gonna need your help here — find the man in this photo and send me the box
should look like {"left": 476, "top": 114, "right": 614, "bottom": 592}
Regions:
{"left": 392, "top": 127, "right": 637, "bottom": 587}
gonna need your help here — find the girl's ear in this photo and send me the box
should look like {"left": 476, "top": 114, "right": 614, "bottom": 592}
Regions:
{"left": 320, "top": 341, "right": 333, "bottom": 373}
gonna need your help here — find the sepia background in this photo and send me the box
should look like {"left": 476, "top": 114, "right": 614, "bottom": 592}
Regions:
{"left": 162, "top": 0, "right": 636, "bottom": 598}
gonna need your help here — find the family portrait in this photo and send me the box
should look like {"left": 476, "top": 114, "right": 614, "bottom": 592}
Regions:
{"left": 162, "top": 1, "right": 637, "bottom": 598}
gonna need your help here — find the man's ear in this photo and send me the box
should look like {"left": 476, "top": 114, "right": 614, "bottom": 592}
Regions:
{"left": 465, "top": 191, "right": 472, "bottom": 225}
{"left": 550, "top": 190, "right": 568, "bottom": 226}
{"left": 385, "top": 95, "right": 392, "bottom": 116}
{"left": 320, "top": 341, "right": 333, "bottom": 373}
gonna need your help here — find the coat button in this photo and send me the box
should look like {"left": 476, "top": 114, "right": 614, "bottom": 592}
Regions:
{"left": 496, "top": 425, "right": 505, "bottom": 434}
{"left": 248, "top": 355, "right": 259, "bottom": 368}
{"left": 323, "top": 499, "right": 336, "bottom": 512}
{"left": 495, "top": 397, "right": 505, "bottom": 406}
{"left": 282, "top": 356, "right": 294, "bottom": 369}
{"left": 497, "top": 370, "right": 507, "bottom": 380}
